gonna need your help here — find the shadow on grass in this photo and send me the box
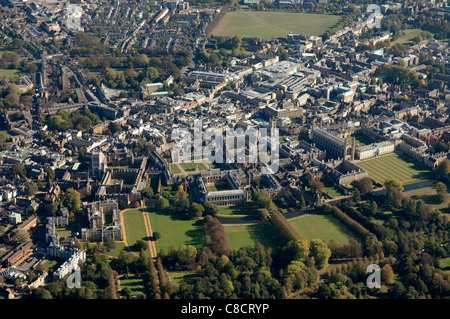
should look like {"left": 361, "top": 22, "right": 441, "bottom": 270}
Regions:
{"left": 185, "top": 219, "right": 206, "bottom": 248}
{"left": 248, "top": 222, "right": 286, "bottom": 252}
{"left": 321, "top": 213, "right": 360, "bottom": 242}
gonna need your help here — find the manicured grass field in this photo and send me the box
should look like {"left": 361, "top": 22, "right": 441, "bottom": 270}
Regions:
{"left": 170, "top": 164, "right": 181, "bottom": 174}
{"left": 289, "top": 214, "right": 355, "bottom": 245}
{"left": 119, "top": 275, "right": 145, "bottom": 296}
{"left": 224, "top": 222, "right": 286, "bottom": 251}
{"left": 212, "top": 10, "right": 341, "bottom": 39}
{"left": 147, "top": 210, "right": 204, "bottom": 253}
{"left": 323, "top": 186, "right": 345, "bottom": 198}
{"left": 180, "top": 162, "right": 207, "bottom": 172}
{"left": 122, "top": 209, "right": 149, "bottom": 248}
{"left": 358, "top": 153, "right": 431, "bottom": 184}
{"left": 348, "top": 134, "right": 373, "bottom": 147}
{"left": 206, "top": 183, "right": 230, "bottom": 192}
{"left": 217, "top": 205, "right": 254, "bottom": 216}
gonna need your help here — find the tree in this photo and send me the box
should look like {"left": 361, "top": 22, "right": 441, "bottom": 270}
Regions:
{"left": 63, "top": 188, "right": 82, "bottom": 213}
{"left": 381, "top": 264, "right": 395, "bottom": 284}
{"left": 14, "top": 228, "right": 31, "bottom": 243}
{"left": 436, "top": 159, "right": 450, "bottom": 178}
{"left": 24, "top": 180, "right": 38, "bottom": 197}
{"left": 142, "top": 185, "right": 154, "bottom": 199}
{"left": 134, "top": 239, "right": 148, "bottom": 252}
{"left": 12, "top": 163, "right": 26, "bottom": 178}
{"left": 354, "top": 177, "right": 373, "bottom": 194}
{"left": 252, "top": 190, "right": 272, "bottom": 210}
{"left": 369, "top": 200, "right": 378, "bottom": 217}
{"left": 310, "top": 180, "right": 324, "bottom": 194}
{"left": 188, "top": 203, "right": 204, "bottom": 218}
{"left": 433, "top": 182, "right": 446, "bottom": 204}
{"left": 47, "top": 168, "right": 55, "bottom": 181}
{"left": 384, "top": 179, "right": 403, "bottom": 208}
{"left": 292, "top": 240, "right": 310, "bottom": 262}
{"left": 309, "top": 239, "right": 331, "bottom": 269}
{"left": 103, "top": 236, "right": 116, "bottom": 252}
{"left": 203, "top": 202, "right": 218, "bottom": 217}
{"left": 45, "top": 202, "right": 58, "bottom": 216}
{"left": 352, "top": 188, "right": 361, "bottom": 203}
{"left": 155, "top": 197, "right": 169, "bottom": 211}
{"left": 152, "top": 231, "right": 161, "bottom": 241}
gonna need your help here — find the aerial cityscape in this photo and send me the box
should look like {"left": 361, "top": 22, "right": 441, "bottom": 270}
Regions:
{"left": 0, "top": 0, "right": 449, "bottom": 304}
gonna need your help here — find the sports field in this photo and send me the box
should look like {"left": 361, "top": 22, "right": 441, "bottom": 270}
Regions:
{"left": 357, "top": 153, "right": 431, "bottom": 184}
{"left": 212, "top": 10, "right": 341, "bottom": 39}
{"left": 288, "top": 214, "right": 355, "bottom": 245}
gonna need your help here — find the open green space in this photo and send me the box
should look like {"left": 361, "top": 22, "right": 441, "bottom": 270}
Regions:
{"left": 206, "top": 183, "right": 230, "bottom": 192}
{"left": 217, "top": 205, "right": 254, "bottom": 216}
{"left": 0, "top": 130, "right": 12, "bottom": 140}
{"left": 404, "top": 186, "right": 449, "bottom": 211}
{"left": 147, "top": 209, "right": 204, "bottom": 253}
{"left": 440, "top": 257, "right": 450, "bottom": 273}
{"left": 0, "top": 69, "right": 20, "bottom": 80}
{"left": 119, "top": 274, "right": 145, "bottom": 296}
{"left": 348, "top": 134, "right": 373, "bottom": 147}
{"left": 169, "top": 271, "right": 197, "bottom": 286}
{"left": 180, "top": 162, "right": 207, "bottom": 172}
{"left": 122, "top": 209, "right": 149, "bottom": 250}
{"left": 358, "top": 153, "right": 431, "bottom": 184}
{"left": 224, "top": 222, "right": 286, "bottom": 251}
{"left": 39, "top": 259, "right": 64, "bottom": 273}
{"left": 212, "top": 10, "right": 341, "bottom": 39}
{"left": 388, "top": 28, "right": 430, "bottom": 47}
{"left": 289, "top": 214, "right": 355, "bottom": 245}
{"left": 323, "top": 185, "right": 345, "bottom": 198}
{"left": 170, "top": 164, "right": 181, "bottom": 174}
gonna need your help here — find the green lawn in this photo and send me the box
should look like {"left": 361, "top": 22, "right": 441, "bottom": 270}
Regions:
{"left": 206, "top": 183, "right": 230, "bottom": 192}
{"left": 404, "top": 186, "right": 449, "bottom": 211}
{"left": 122, "top": 209, "right": 149, "bottom": 249}
{"left": 323, "top": 186, "right": 345, "bottom": 198}
{"left": 119, "top": 275, "right": 145, "bottom": 296}
{"left": 217, "top": 205, "right": 254, "bottom": 216}
{"left": 105, "top": 242, "right": 127, "bottom": 258}
{"left": 212, "top": 10, "right": 341, "bottom": 39}
{"left": 147, "top": 210, "right": 204, "bottom": 253}
{"left": 358, "top": 153, "right": 431, "bottom": 184}
{"left": 388, "top": 28, "right": 430, "bottom": 47}
{"left": 0, "top": 130, "right": 12, "bottom": 140}
{"left": 170, "top": 164, "right": 181, "bottom": 174}
{"left": 348, "top": 134, "right": 373, "bottom": 147}
{"left": 180, "top": 162, "right": 207, "bottom": 172}
{"left": 169, "top": 271, "right": 197, "bottom": 286}
{"left": 440, "top": 257, "right": 450, "bottom": 273}
{"left": 224, "top": 222, "right": 286, "bottom": 251}
{"left": 289, "top": 214, "right": 355, "bottom": 245}
{"left": 0, "top": 69, "right": 20, "bottom": 80}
